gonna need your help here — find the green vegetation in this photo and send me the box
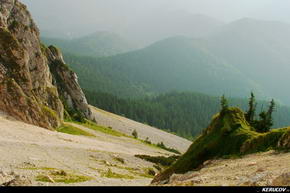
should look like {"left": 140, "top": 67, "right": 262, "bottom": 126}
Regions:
{"left": 135, "top": 137, "right": 180, "bottom": 153}
{"left": 132, "top": 129, "right": 138, "bottom": 139}
{"left": 245, "top": 92, "right": 257, "bottom": 124}
{"left": 113, "top": 156, "right": 125, "bottom": 164}
{"left": 152, "top": 107, "right": 290, "bottom": 183}
{"left": 41, "top": 105, "right": 59, "bottom": 121}
{"left": 253, "top": 99, "right": 275, "bottom": 133}
{"left": 56, "top": 124, "right": 95, "bottom": 137}
{"left": 135, "top": 155, "right": 180, "bottom": 167}
{"left": 84, "top": 90, "right": 290, "bottom": 140}
{"left": 19, "top": 167, "right": 57, "bottom": 171}
{"left": 72, "top": 119, "right": 128, "bottom": 137}
{"left": 220, "top": 95, "right": 229, "bottom": 113}
{"left": 143, "top": 137, "right": 152, "bottom": 144}
{"left": 156, "top": 142, "right": 181, "bottom": 154}
{"left": 242, "top": 93, "right": 276, "bottom": 133}
{"left": 62, "top": 120, "right": 180, "bottom": 154}
{"left": 143, "top": 168, "right": 156, "bottom": 177}
{"left": 99, "top": 168, "right": 135, "bottom": 179}
{"left": 36, "top": 169, "right": 93, "bottom": 184}
{"left": 62, "top": 36, "right": 263, "bottom": 99}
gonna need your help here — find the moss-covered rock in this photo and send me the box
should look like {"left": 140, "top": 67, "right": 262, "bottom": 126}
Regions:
{"left": 151, "top": 107, "right": 290, "bottom": 184}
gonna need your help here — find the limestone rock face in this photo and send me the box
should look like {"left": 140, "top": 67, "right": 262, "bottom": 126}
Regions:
{"left": 46, "top": 46, "right": 93, "bottom": 120}
{"left": 0, "top": 0, "right": 92, "bottom": 129}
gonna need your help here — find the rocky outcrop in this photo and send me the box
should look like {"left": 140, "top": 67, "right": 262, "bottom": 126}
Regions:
{"left": 277, "top": 130, "right": 290, "bottom": 149}
{"left": 0, "top": 0, "right": 92, "bottom": 129}
{"left": 46, "top": 45, "right": 93, "bottom": 120}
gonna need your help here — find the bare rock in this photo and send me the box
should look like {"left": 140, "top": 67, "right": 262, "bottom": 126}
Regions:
{"left": 239, "top": 173, "right": 268, "bottom": 186}
{"left": 0, "top": 170, "right": 31, "bottom": 186}
{"left": 271, "top": 172, "right": 290, "bottom": 186}
{"left": 277, "top": 131, "right": 290, "bottom": 149}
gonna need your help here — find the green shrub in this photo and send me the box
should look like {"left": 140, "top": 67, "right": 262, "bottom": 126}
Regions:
{"left": 132, "top": 129, "right": 138, "bottom": 139}
{"left": 157, "top": 142, "right": 181, "bottom": 154}
{"left": 135, "top": 154, "right": 180, "bottom": 167}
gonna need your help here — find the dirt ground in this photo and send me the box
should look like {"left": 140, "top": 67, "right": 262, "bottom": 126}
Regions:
{"left": 0, "top": 110, "right": 187, "bottom": 186}
{"left": 90, "top": 106, "right": 191, "bottom": 152}
{"left": 162, "top": 151, "right": 290, "bottom": 186}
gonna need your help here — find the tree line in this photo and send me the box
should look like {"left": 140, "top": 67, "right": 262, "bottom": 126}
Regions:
{"left": 85, "top": 90, "right": 290, "bottom": 140}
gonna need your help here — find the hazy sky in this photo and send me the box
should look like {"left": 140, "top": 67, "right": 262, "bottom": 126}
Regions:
{"left": 20, "top": 0, "right": 290, "bottom": 38}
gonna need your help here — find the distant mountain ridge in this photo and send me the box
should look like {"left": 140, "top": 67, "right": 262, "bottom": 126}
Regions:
{"left": 64, "top": 36, "right": 265, "bottom": 99}
{"left": 206, "top": 18, "right": 290, "bottom": 104}
{"left": 61, "top": 17, "right": 290, "bottom": 105}
{"left": 42, "top": 31, "right": 135, "bottom": 57}
{"left": 120, "top": 11, "right": 224, "bottom": 47}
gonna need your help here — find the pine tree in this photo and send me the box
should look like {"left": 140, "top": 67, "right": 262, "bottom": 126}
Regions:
{"left": 255, "top": 111, "right": 267, "bottom": 133}
{"left": 255, "top": 99, "right": 275, "bottom": 133}
{"left": 245, "top": 92, "right": 257, "bottom": 124}
{"left": 266, "top": 99, "right": 275, "bottom": 130}
{"left": 220, "top": 95, "right": 229, "bottom": 113}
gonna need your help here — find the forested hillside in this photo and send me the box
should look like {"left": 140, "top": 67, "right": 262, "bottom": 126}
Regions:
{"left": 57, "top": 18, "right": 290, "bottom": 105}
{"left": 84, "top": 91, "right": 290, "bottom": 139}
{"left": 63, "top": 37, "right": 264, "bottom": 99}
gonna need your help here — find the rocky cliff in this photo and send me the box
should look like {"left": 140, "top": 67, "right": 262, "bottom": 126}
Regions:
{"left": 0, "top": 0, "right": 92, "bottom": 129}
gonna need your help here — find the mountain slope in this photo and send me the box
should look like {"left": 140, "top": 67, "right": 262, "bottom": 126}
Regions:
{"left": 89, "top": 106, "right": 191, "bottom": 152}
{"left": 64, "top": 18, "right": 290, "bottom": 105}
{"left": 65, "top": 36, "right": 264, "bottom": 99}
{"left": 42, "top": 31, "right": 135, "bottom": 57}
{"left": 0, "top": 108, "right": 190, "bottom": 186}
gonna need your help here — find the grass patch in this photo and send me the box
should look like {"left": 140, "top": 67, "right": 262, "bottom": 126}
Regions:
{"left": 137, "top": 137, "right": 181, "bottom": 154}
{"left": 19, "top": 167, "right": 56, "bottom": 171}
{"left": 99, "top": 168, "right": 135, "bottom": 179}
{"left": 35, "top": 169, "right": 93, "bottom": 184}
{"left": 116, "top": 165, "right": 154, "bottom": 178}
{"left": 56, "top": 124, "right": 95, "bottom": 137}
{"left": 71, "top": 120, "right": 128, "bottom": 137}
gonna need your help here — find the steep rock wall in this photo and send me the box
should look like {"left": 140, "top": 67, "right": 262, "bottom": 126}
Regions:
{"left": 0, "top": 0, "right": 92, "bottom": 129}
